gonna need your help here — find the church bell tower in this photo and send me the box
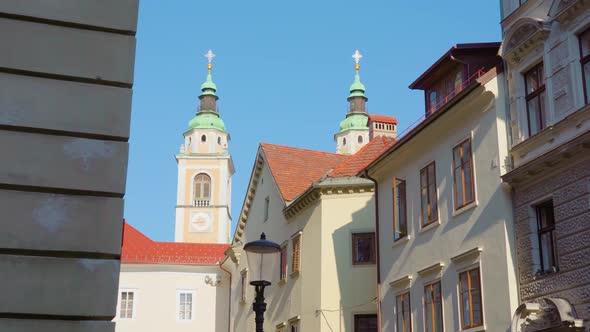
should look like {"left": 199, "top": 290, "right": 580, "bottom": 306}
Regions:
{"left": 174, "top": 50, "right": 234, "bottom": 244}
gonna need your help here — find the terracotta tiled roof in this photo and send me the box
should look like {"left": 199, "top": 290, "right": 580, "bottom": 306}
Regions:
{"left": 329, "top": 136, "right": 396, "bottom": 177}
{"left": 369, "top": 114, "right": 398, "bottom": 124}
{"left": 260, "top": 143, "right": 348, "bottom": 201}
{"left": 121, "top": 222, "right": 228, "bottom": 265}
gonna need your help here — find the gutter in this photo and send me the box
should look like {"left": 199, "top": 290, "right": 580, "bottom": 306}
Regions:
{"left": 219, "top": 256, "right": 232, "bottom": 332}
{"left": 363, "top": 170, "right": 382, "bottom": 332}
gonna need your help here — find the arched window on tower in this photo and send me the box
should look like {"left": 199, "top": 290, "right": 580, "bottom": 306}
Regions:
{"left": 194, "top": 173, "right": 211, "bottom": 207}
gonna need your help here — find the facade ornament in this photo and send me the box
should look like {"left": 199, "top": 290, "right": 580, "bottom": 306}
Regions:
{"left": 204, "top": 274, "right": 222, "bottom": 287}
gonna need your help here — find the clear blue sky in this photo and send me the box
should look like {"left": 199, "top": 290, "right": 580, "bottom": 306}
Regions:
{"left": 124, "top": 1, "right": 502, "bottom": 241}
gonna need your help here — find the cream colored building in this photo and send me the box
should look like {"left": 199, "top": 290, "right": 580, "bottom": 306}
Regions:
{"left": 115, "top": 55, "right": 232, "bottom": 332}
{"left": 223, "top": 57, "right": 398, "bottom": 332}
{"left": 363, "top": 44, "right": 520, "bottom": 332}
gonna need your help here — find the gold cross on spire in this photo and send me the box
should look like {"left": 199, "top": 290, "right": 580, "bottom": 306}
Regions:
{"left": 204, "top": 49, "right": 215, "bottom": 71}
{"left": 352, "top": 49, "right": 362, "bottom": 71}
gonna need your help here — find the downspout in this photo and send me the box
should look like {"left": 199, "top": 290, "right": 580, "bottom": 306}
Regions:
{"left": 220, "top": 257, "right": 232, "bottom": 332}
{"left": 363, "top": 170, "right": 382, "bottom": 332}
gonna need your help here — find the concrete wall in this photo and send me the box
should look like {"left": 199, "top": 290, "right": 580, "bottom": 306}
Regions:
{"left": 369, "top": 76, "right": 519, "bottom": 332}
{"left": 115, "top": 264, "right": 229, "bottom": 332}
{"left": 0, "top": 2, "right": 138, "bottom": 331}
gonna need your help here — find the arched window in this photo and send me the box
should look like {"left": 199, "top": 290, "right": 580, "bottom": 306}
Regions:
{"left": 358, "top": 135, "right": 363, "bottom": 144}
{"left": 201, "top": 134, "right": 207, "bottom": 143}
{"left": 194, "top": 173, "right": 211, "bottom": 206}
{"left": 343, "top": 137, "right": 347, "bottom": 146}
{"left": 217, "top": 136, "right": 222, "bottom": 145}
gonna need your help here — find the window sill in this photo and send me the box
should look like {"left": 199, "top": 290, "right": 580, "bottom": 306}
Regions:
{"left": 459, "top": 324, "right": 485, "bottom": 332}
{"left": 419, "top": 220, "right": 440, "bottom": 234}
{"left": 452, "top": 200, "right": 478, "bottom": 217}
{"left": 352, "top": 262, "right": 376, "bottom": 267}
{"left": 392, "top": 235, "right": 410, "bottom": 248}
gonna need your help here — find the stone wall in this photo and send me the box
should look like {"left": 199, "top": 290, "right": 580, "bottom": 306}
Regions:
{"left": 513, "top": 157, "right": 590, "bottom": 321}
{"left": 0, "top": 2, "right": 139, "bottom": 331}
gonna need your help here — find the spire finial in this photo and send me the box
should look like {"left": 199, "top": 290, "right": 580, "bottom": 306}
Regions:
{"left": 352, "top": 49, "right": 363, "bottom": 72}
{"left": 204, "top": 49, "right": 216, "bottom": 72}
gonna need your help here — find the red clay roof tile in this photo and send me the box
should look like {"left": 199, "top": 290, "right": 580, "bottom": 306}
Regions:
{"left": 369, "top": 114, "right": 398, "bottom": 125}
{"left": 121, "top": 222, "right": 228, "bottom": 265}
{"left": 329, "top": 136, "right": 396, "bottom": 177}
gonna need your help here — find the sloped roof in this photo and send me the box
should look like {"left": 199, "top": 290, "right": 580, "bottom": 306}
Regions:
{"left": 369, "top": 114, "right": 398, "bottom": 125}
{"left": 329, "top": 136, "right": 396, "bottom": 177}
{"left": 260, "top": 143, "right": 348, "bottom": 202}
{"left": 122, "top": 222, "right": 228, "bottom": 265}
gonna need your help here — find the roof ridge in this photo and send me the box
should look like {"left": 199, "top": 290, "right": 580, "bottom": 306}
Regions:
{"left": 260, "top": 142, "right": 346, "bottom": 157}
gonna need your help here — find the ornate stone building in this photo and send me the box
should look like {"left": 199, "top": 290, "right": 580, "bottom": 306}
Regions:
{"left": 500, "top": 0, "right": 590, "bottom": 330}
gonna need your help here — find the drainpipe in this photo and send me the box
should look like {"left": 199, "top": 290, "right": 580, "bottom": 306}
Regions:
{"left": 363, "top": 170, "right": 382, "bottom": 332}
{"left": 219, "top": 257, "right": 232, "bottom": 332}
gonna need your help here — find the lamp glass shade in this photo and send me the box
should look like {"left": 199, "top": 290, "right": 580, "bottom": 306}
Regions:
{"left": 243, "top": 233, "right": 281, "bottom": 282}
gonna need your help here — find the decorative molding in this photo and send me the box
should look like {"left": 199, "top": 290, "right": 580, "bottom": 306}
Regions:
{"left": 417, "top": 262, "right": 445, "bottom": 276}
{"left": 288, "top": 316, "right": 301, "bottom": 323}
{"left": 511, "top": 298, "right": 586, "bottom": 331}
{"left": 204, "top": 274, "right": 222, "bottom": 286}
{"left": 502, "top": 18, "right": 551, "bottom": 65}
{"left": 451, "top": 247, "right": 483, "bottom": 263}
{"left": 389, "top": 275, "right": 412, "bottom": 289}
{"left": 550, "top": 0, "right": 590, "bottom": 24}
{"left": 276, "top": 322, "right": 287, "bottom": 329}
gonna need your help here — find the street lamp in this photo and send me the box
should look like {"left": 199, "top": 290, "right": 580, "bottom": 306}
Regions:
{"left": 243, "top": 232, "right": 281, "bottom": 332}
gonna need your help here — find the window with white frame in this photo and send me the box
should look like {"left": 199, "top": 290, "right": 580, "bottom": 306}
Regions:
{"left": 119, "top": 291, "right": 135, "bottom": 319}
{"left": 178, "top": 291, "right": 194, "bottom": 321}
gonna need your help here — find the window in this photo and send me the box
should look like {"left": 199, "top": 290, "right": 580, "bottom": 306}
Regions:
{"left": 201, "top": 134, "right": 207, "bottom": 143}
{"left": 240, "top": 270, "right": 247, "bottom": 303}
{"left": 580, "top": 28, "right": 590, "bottom": 104}
{"left": 524, "top": 63, "right": 546, "bottom": 137}
{"left": 343, "top": 137, "right": 347, "bottom": 146}
{"left": 459, "top": 268, "right": 483, "bottom": 329}
{"left": 536, "top": 200, "right": 558, "bottom": 273}
{"left": 396, "top": 292, "right": 412, "bottom": 332}
{"left": 280, "top": 245, "right": 287, "bottom": 281}
{"left": 420, "top": 162, "right": 438, "bottom": 226}
{"left": 119, "top": 291, "right": 134, "bottom": 319}
{"left": 358, "top": 135, "right": 364, "bottom": 144}
{"left": 426, "top": 68, "right": 464, "bottom": 114}
{"left": 264, "top": 196, "right": 270, "bottom": 222}
{"left": 354, "top": 314, "right": 378, "bottom": 332}
{"left": 217, "top": 136, "right": 222, "bottom": 145}
{"left": 393, "top": 178, "right": 408, "bottom": 240}
{"left": 352, "top": 232, "right": 376, "bottom": 265}
{"left": 290, "top": 321, "right": 300, "bottom": 332}
{"left": 424, "top": 281, "right": 443, "bottom": 332}
{"left": 453, "top": 138, "right": 475, "bottom": 210}
{"left": 194, "top": 173, "right": 211, "bottom": 203}
{"left": 178, "top": 291, "right": 194, "bottom": 321}
{"left": 291, "top": 235, "right": 301, "bottom": 274}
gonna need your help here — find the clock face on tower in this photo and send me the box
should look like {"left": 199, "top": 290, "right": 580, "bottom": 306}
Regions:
{"left": 189, "top": 212, "right": 212, "bottom": 233}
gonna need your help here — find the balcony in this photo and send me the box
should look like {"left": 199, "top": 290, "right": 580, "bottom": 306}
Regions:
{"left": 193, "top": 199, "right": 210, "bottom": 207}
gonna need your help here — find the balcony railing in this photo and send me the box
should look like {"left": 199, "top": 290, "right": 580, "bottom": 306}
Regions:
{"left": 193, "top": 199, "right": 210, "bottom": 207}
{"left": 397, "top": 68, "right": 486, "bottom": 139}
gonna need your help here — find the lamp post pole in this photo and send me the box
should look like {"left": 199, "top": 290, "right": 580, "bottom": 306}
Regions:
{"left": 251, "top": 280, "right": 271, "bottom": 332}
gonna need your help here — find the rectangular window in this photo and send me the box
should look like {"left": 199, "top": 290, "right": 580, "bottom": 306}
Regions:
{"left": 178, "top": 291, "right": 194, "bottom": 321}
{"left": 424, "top": 281, "right": 443, "bottom": 332}
{"left": 280, "top": 245, "right": 287, "bottom": 281}
{"left": 240, "top": 270, "right": 247, "bottom": 302}
{"left": 352, "top": 232, "right": 376, "bottom": 265}
{"left": 354, "top": 314, "right": 378, "bottom": 332}
{"left": 453, "top": 138, "right": 475, "bottom": 210}
{"left": 580, "top": 28, "right": 590, "bottom": 104}
{"left": 264, "top": 196, "right": 270, "bottom": 222}
{"left": 292, "top": 235, "right": 301, "bottom": 274}
{"left": 459, "top": 268, "right": 483, "bottom": 329}
{"left": 119, "top": 291, "right": 134, "bottom": 319}
{"left": 394, "top": 178, "right": 408, "bottom": 240}
{"left": 524, "top": 63, "right": 546, "bottom": 137}
{"left": 420, "top": 162, "right": 438, "bottom": 226}
{"left": 426, "top": 68, "right": 464, "bottom": 114}
{"left": 536, "top": 200, "right": 558, "bottom": 273}
{"left": 290, "top": 322, "right": 299, "bottom": 332}
{"left": 396, "top": 292, "right": 412, "bottom": 332}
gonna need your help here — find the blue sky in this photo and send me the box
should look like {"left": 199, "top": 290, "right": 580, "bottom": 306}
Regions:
{"left": 125, "top": 1, "right": 502, "bottom": 241}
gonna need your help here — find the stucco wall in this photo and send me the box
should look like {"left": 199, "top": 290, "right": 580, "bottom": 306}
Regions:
{"left": 370, "top": 76, "right": 519, "bottom": 332}
{"left": 0, "top": 2, "right": 138, "bottom": 331}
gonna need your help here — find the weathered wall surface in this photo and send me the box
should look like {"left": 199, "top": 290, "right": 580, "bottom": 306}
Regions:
{"left": 0, "top": 2, "right": 139, "bottom": 331}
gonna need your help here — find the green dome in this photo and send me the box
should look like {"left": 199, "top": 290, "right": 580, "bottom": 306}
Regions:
{"left": 189, "top": 111, "right": 226, "bottom": 132}
{"left": 339, "top": 113, "right": 369, "bottom": 132}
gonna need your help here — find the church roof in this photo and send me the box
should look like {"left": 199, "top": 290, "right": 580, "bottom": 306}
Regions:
{"left": 260, "top": 143, "right": 348, "bottom": 202}
{"left": 369, "top": 114, "right": 398, "bottom": 125}
{"left": 121, "top": 222, "right": 229, "bottom": 265}
{"left": 260, "top": 135, "right": 395, "bottom": 202}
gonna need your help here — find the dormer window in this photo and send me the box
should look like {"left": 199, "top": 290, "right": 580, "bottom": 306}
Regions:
{"left": 426, "top": 67, "right": 464, "bottom": 114}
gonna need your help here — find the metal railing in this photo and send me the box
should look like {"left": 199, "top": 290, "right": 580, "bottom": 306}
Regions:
{"left": 397, "top": 68, "right": 486, "bottom": 139}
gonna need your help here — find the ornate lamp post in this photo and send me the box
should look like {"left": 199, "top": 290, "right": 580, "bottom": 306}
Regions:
{"left": 243, "top": 233, "right": 281, "bottom": 332}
